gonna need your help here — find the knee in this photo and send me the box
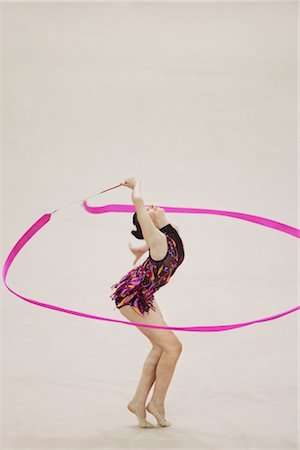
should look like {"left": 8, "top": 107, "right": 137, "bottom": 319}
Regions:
{"left": 152, "top": 345, "right": 163, "bottom": 357}
{"left": 165, "top": 340, "right": 183, "bottom": 356}
{"left": 175, "top": 340, "right": 183, "bottom": 354}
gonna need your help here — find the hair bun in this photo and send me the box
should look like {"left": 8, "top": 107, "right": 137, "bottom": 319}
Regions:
{"left": 131, "top": 229, "right": 143, "bottom": 240}
{"left": 131, "top": 212, "right": 144, "bottom": 239}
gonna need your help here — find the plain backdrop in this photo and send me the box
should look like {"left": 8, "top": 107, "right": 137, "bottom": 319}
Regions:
{"left": 1, "top": 1, "right": 299, "bottom": 449}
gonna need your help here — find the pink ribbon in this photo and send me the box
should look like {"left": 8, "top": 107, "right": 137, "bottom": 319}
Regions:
{"left": 2, "top": 201, "right": 299, "bottom": 333}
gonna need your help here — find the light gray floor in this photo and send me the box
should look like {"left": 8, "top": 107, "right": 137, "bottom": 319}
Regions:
{"left": 1, "top": 2, "right": 298, "bottom": 449}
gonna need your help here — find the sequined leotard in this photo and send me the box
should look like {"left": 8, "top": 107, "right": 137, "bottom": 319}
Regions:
{"left": 110, "top": 223, "right": 185, "bottom": 317}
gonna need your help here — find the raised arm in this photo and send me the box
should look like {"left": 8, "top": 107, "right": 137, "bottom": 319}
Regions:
{"left": 121, "top": 177, "right": 162, "bottom": 248}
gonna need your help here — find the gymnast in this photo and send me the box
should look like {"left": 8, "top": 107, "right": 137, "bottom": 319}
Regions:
{"left": 110, "top": 177, "right": 185, "bottom": 428}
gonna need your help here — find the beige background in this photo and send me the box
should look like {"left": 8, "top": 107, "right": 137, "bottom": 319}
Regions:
{"left": 1, "top": 1, "right": 299, "bottom": 449}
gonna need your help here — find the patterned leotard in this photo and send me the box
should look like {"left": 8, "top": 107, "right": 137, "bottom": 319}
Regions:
{"left": 110, "top": 223, "right": 185, "bottom": 317}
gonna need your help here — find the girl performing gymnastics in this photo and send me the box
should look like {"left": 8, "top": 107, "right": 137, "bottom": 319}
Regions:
{"left": 110, "top": 177, "right": 185, "bottom": 428}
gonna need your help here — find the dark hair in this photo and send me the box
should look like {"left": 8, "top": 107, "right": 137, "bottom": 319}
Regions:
{"left": 131, "top": 212, "right": 144, "bottom": 240}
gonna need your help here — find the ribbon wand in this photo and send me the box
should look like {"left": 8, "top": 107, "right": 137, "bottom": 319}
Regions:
{"left": 100, "top": 183, "right": 123, "bottom": 194}
{"left": 51, "top": 183, "right": 123, "bottom": 215}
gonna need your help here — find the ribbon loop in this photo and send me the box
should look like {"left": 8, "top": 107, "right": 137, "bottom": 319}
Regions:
{"left": 2, "top": 201, "right": 299, "bottom": 333}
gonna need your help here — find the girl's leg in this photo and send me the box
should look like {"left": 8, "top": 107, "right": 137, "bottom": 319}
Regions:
{"left": 147, "top": 344, "right": 182, "bottom": 418}
{"left": 131, "top": 345, "right": 163, "bottom": 405}
{"left": 119, "top": 301, "right": 182, "bottom": 422}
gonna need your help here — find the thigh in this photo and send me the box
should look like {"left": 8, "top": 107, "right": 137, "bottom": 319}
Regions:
{"left": 152, "top": 299, "right": 165, "bottom": 320}
{"left": 118, "top": 299, "right": 182, "bottom": 350}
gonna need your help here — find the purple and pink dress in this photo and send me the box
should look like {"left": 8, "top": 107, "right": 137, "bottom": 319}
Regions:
{"left": 110, "top": 223, "right": 185, "bottom": 317}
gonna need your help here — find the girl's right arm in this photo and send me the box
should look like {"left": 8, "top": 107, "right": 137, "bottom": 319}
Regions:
{"left": 132, "top": 180, "right": 143, "bottom": 203}
{"left": 121, "top": 177, "right": 143, "bottom": 202}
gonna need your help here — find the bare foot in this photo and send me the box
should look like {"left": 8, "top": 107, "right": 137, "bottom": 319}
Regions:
{"left": 146, "top": 400, "right": 171, "bottom": 427}
{"left": 127, "top": 401, "right": 154, "bottom": 428}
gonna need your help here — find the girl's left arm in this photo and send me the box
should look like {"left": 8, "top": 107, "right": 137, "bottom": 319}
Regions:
{"left": 128, "top": 241, "right": 150, "bottom": 265}
{"left": 129, "top": 241, "right": 149, "bottom": 254}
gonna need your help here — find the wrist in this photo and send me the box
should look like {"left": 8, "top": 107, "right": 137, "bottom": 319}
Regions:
{"left": 132, "top": 180, "right": 143, "bottom": 201}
